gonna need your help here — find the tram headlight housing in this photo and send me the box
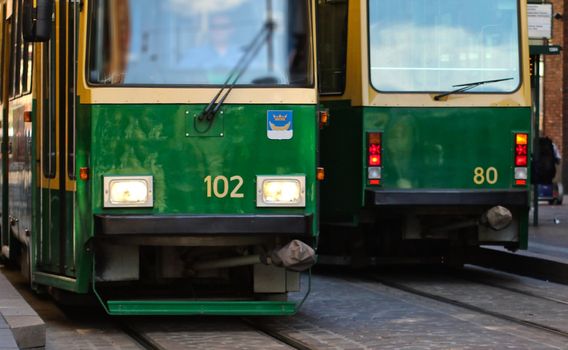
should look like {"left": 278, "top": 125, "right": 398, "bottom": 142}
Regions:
{"left": 256, "top": 175, "right": 306, "bottom": 207}
{"left": 103, "top": 176, "right": 153, "bottom": 208}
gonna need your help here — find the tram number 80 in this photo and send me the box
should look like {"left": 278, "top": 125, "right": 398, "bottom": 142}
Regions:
{"left": 204, "top": 175, "right": 245, "bottom": 198}
{"left": 473, "top": 167, "right": 498, "bottom": 185}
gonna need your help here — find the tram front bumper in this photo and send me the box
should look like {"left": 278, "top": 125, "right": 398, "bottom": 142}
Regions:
{"left": 94, "top": 214, "right": 313, "bottom": 237}
{"left": 365, "top": 189, "right": 528, "bottom": 207}
{"left": 91, "top": 214, "right": 315, "bottom": 316}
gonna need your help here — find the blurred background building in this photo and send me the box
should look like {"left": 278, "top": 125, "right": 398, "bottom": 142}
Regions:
{"left": 529, "top": 0, "right": 566, "bottom": 188}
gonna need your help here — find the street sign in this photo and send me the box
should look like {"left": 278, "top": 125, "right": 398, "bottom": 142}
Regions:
{"left": 530, "top": 45, "right": 561, "bottom": 55}
{"left": 528, "top": 4, "right": 552, "bottom": 39}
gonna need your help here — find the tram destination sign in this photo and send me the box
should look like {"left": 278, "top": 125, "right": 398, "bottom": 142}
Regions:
{"left": 528, "top": 4, "right": 552, "bottom": 39}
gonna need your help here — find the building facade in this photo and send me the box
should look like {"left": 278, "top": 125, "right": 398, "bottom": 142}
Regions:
{"left": 537, "top": 0, "right": 567, "bottom": 187}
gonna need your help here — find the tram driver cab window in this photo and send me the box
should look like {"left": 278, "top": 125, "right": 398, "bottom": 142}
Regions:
{"left": 88, "top": 0, "right": 313, "bottom": 87}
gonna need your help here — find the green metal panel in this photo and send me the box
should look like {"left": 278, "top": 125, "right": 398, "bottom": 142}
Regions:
{"left": 106, "top": 300, "right": 297, "bottom": 316}
{"left": 363, "top": 107, "right": 532, "bottom": 191}
{"left": 320, "top": 100, "right": 362, "bottom": 223}
{"left": 72, "top": 100, "right": 94, "bottom": 293}
{"left": 90, "top": 104, "right": 318, "bottom": 224}
{"left": 37, "top": 189, "right": 76, "bottom": 275}
{"left": 32, "top": 101, "right": 317, "bottom": 296}
{"left": 33, "top": 271, "right": 82, "bottom": 292}
{"left": 39, "top": 188, "right": 60, "bottom": 273}
{"left": 321, "top": 103, "right": 531, "bottom": 219}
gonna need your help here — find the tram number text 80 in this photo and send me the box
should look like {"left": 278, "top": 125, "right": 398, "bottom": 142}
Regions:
{"left": 204, "top": 175, "right": 245, "bottom": 198}
{"left": 473, "top": 167, "right": 498, "bottom": 185}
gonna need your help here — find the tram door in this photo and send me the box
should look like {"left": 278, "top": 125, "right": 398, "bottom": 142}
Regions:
{"left": 37, "top": 1, "right": 77, "bottom": 277}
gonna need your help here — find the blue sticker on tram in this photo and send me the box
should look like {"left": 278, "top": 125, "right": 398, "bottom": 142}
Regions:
{"left": 267, "top": 110, "right": 293, "bottom": 140}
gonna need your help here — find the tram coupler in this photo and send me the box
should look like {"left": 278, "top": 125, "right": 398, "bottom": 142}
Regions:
{"left": 428, "top": 206, "right": 513, "bottom": 235}
{"left": 480, "top": 206, "right": 513, "bottom": 231}
{"left": 191, "top": 239, "right": 316, "bottom": 272}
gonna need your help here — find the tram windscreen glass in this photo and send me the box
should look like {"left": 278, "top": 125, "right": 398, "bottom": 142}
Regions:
{"left": 88, "top": 0, "right": 312, "bottom": 86}
{"left": 368, "top": 0, "right": 520, "bottom": 93}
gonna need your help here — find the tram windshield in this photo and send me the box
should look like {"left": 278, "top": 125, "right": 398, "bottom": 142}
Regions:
{"left": 88, "top": 0, "right": 312, "bottom": 87}
{"left": 368, "top": 0, "right": 520, "bottom": 93}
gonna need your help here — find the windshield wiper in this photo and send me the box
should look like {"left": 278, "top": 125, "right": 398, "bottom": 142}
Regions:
{"left": 433, "top": 77, "right": 514, "bottom": 101}
{"left": 195, "top": 20, "right": 276, "bottom": 132}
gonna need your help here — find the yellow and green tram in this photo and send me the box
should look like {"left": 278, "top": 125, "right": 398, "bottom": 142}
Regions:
{"left": 317, "top": 0, "right": 532, "bottom": 263}
{"left": 1, "top": 0, "right": 319, "bottom": 315}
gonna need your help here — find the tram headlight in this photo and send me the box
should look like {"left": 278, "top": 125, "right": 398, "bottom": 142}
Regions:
{"left": 256, "top": 175, "right": 305, "bottom": 207}
{"left": 103, "top": 176, "right": 153, "bottom": 208}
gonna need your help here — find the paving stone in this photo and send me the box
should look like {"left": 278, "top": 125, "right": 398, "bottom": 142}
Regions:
{"left": 5, "top": 315, "right": 46, "bottom": 349}
{"left": 0, "top": 270, "right": 45, "bottom": 350}
{"left": 0, "top": 328, "right": 19, "bottom": 349}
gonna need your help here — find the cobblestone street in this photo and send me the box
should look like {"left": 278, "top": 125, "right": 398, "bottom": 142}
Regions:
{"left": 5, "top": 259, "right": 568, "bottom": 349}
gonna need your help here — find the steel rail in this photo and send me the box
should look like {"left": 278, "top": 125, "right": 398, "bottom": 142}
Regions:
{"left": 449, "top": 268, "right": 568, "bottom": 307}
{"left": 369, "top": 274, "right": 568, "bottom": 340}
{"left": 242, "top": 318, "right": 316, "bottom": 350}
{"left": 119, "top": 322, "right": 168, "bottom": 350}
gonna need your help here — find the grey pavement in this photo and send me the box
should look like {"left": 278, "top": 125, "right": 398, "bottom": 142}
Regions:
{"left": 267, "top": 271, "right": 568, "bottom": 349}
{"left": 529, "top": 195, "right": 568, "bottom": 259}
{"left": 0, "top": 266, "right": 45, "bottom": 350}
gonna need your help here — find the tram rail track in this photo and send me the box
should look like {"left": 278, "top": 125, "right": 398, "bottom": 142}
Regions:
{"left": 449, "top": 268, "right": 568, "bottom": 307}
{"left": 118, "top": 317, "right": 316, "bottom": 350}
{"left": 242, "top": 318, "right": 317, "bottom": 350}
{"left": 120, "top": 321, "right": 168, "bottom": 350}
{"left": 369, "top": 274, "right": 568, "bottom": 340}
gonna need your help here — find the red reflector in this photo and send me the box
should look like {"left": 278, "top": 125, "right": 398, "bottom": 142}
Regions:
{"left": 80, "top": 167, "right": 89, "bottom": 181}
{"left": 515, "top": 144, "right": 527, "bottom": 156}
{"left": 368, "top": 133, "right": 382, "bottom": 145}
{"left": 369, "top": 155, "right": 381, "bottom": 166}
{"left": 369, "top": 144, "right": 381, "bottom": 155}
{"left": 369, "top": 179, "right": 380, "bottom": 185}
{"left": 515, "top": 155, "right": 527, "bottom": 166}
{"left": 515, "top": 179, "right": 527, "bottom": 186}
{"left": 319, "top": 110, "right": 329, "bottom": 129}
{"left": 316, "top": 167, "right": 325, "bottom": 181}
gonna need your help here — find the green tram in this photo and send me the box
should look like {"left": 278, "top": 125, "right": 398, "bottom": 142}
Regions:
{"left": 1, "top": 0, "right": 319, "bottom": 315}
{"left": 316, "top": 0, "right": 532, "bottom": 263}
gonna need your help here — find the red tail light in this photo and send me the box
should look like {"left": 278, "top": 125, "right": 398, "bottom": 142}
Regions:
{"left": 369, "top": 154, "right": 381, "bottom": 166}
{"left": 368, "top": 133, "right": 382, "bottom": 166}
{"left": 513, "top": 133, "right": 528, "bottom": 186}
{"left": 515, "top": 155, "right": 527, "bottom": 166}
{"left": 367, "top": 132, "right": 383, "bottom": 185}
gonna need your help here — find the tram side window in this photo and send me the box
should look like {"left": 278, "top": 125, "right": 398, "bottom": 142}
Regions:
{"left": 0, "top": 5, "right": 4, "bottom": 102}
{"left": 316, "top": 0, "right": 348, "bottom": 95}
{"left": 20, "top": 42, "right": 32, "bottom": 94}
{"left": 9, "top": 0, "right": 32, "bottom": 98}
{"left": 18, "top": 0, "right": 32, "bottom": 95}
{"left": 42, "top": 40, "right": 56, "bottom": 178}
{"left": 9, "top": 0, "right": 19, "bottom": 98}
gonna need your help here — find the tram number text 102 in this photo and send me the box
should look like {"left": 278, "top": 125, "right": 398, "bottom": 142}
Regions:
{"left": 473, "top": 167, "right": 498, "bottom": 185}
{"left": 204, "top": 175, "right": 245, "bottom": 198}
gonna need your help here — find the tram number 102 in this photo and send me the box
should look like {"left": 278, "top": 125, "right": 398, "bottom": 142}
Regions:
{"left": 204, "top": 175, "right": 245, "bottom": 198}
{"left": 473, "top": 167, "right": 498, "bottom": 185}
